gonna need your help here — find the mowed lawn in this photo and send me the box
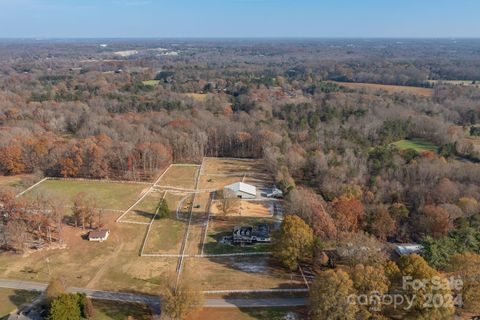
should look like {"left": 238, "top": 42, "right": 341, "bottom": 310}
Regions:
{"left": 392, "top": 139, "right": 439, "bottom": 153}
{"left": 157, "top": 165, "right": 199, "bottom": 189}
{"left": 91, "top": 299, "right": 152, "bottom": 320}
{"left": 23, "top": 180, "right": 147, "bottom": 210}
{"left": 0, "top": 288, "right": 39, "bottom": 317}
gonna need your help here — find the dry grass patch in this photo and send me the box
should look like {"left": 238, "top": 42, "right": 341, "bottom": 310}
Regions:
{"left": 0, "top": 212, "right": 175, "bottom": 294}
{"left": 211, "top": 200, "right": 273, "bottom": 218}
{"left": 157, "top": 165, "right": 199, "bottom": 189}
{"left": 201, "top": 158, "right": 266, "bottom": 176}
{"left": 198, "top": 174, "right": 243, "bottom": 191}
{"left": 331, "top": 81, "right": 433, "bottom": 97}
{"left": 183, "top": 256, "right": 305, "bottom": 291}
{"left": 189, "top": 307, "right": 306, "bottom": 320}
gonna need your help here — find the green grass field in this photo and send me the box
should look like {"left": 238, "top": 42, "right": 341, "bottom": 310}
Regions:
{"left": 142, "top": 80, "right": 160, "bottom": 87}
{"left": 0, "top": 288, "right": 39, "bottom": 317}
{"left": 91, "top": 299, "right": 152, "bottom": 320}
{"left": 392, "top": 139, "right": 439, "bottom": 153}
{"left": 122, "top": 191, "right": 165, "bottom": 223}
{"left": 23, "top": 179, "right": 147, "bottom": 210}
{"left": 144, "top": 218, "right": 186, "bottom": 254}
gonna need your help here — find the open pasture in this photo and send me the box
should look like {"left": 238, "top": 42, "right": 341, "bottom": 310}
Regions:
{"left": 22, "top": 179, "right": 147, "bottom": 211}
{"left": 331, "top": 81, "right": 434, "bottom": 97}
{"left": 392, "top": 138, "right": 439, "bottom": 153}
{"left": 156, "top": 165, "right": 199, "bottom": 189}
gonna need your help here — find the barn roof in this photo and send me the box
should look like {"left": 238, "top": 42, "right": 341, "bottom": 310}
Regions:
{"left": 224, "top": 182, "right": 256, "bottom": 196}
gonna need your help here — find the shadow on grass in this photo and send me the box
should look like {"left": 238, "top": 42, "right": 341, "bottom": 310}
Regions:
{"left": 92, "top": 299, "right": 153, "bottom": 320}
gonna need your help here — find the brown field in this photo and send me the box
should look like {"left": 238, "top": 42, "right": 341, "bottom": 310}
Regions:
{"left": 428, "top": 80, "right": 480, "bottom": 88}
{"left": 0, "top": 288, "right": 39, "bottom": 317}
{"left": 199, "top": 158, "right": 271, "bottom": 190}
{"left": 0, "top": 175, "right": 34, "bottom": 191}
{"left": 211, "top": 200, "right": 273, "bottom": 218}
{"left": 182, "top": 256, "right": 305, "bottom": 291}
{"left": 331, "top": 81, "right": 433, "bottom": 97}
{"left": 189, "top": 307, "right": 307, "bottom": 320}
{"left": 157, "top": 165, "right": 199, "bottom": 189}
{"left": 201, "top": 158, "right": 267, "bottom": 176}
{"left": 184, "top": 92, "right": 209, "bottom": 102}
{"left": 0, "top": 212, "right": 176, "bottom": 294}
{"left": 198, "top": 174, "right": 244, "bottom": 190}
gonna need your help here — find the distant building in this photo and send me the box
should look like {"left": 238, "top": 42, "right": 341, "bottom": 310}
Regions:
{"left": 224, "top": 182, "right": 256, "bottom": 199}
{"left": 88, "top": 229, "right": 110, "bottom": 242}
{"left": 395, "top": 243, "right": 423, "bottom": 256}
{"left": 233, "top": 224, "right": 271, "bottom": 244}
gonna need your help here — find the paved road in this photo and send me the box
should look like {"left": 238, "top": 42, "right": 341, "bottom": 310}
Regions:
{"left": 0, "top": 278, "right": 307, "bottom": 313}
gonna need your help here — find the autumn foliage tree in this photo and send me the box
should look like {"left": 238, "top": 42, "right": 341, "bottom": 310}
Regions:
{"left": 286, "top": 187, "right": 337, "bottom": 240}
{"left": 309, "top": 269, "right": 358, "bottom": 320}
{"left": 274, "top": 215, "right": 314, "bottom": 270}
{"left": 414, "top": 205, "right": 452, "bottom": 239}
{"left": 332, "top": 195, "right": 365, "bottom": 233}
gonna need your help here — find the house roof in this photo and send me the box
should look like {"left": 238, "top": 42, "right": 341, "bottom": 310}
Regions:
{"left": 89, "top": 229, "right": 109, "bottom": 239}
{"left": 224, "top": 182, "right": 256, "bottom": 196}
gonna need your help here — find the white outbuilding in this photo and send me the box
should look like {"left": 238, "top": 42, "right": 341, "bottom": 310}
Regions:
{"left": 224, "top": 182, "right": 257, "bottom": 199}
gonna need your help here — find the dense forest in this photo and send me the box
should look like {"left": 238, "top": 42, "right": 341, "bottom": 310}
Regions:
{"left": 1, "top": 39, "right": 480, "bottom": 318}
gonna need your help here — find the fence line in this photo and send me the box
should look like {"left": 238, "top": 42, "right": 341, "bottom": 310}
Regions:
{"left": 48, "top": 177, "right": 152, "bottom": 185}
{"left": 15, "top": 177, "right": 48, "bottom": 198}
{"left": 117, "top": 220, "right": 150, "bottom": 225}
{"left": 202, "top": 288, "right": 309, "bottom": 294}
{"left": 197, "top": 252, "right": 272, "bottom": 258}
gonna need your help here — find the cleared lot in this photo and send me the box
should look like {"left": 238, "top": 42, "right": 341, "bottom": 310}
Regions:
{"left": 183, "top": 256, "right": 305, "bottom": 291}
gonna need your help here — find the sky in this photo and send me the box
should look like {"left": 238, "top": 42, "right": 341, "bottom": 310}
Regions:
{"left": 0, "top": 0, "right": 479, "bottom": 38}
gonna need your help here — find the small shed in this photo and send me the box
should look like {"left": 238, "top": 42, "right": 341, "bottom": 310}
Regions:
{"left": 88, "top": 229, "right": 110, "bottom": 242}
{"left": 224, "top": 182, "right": 256, "bottom": 199}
